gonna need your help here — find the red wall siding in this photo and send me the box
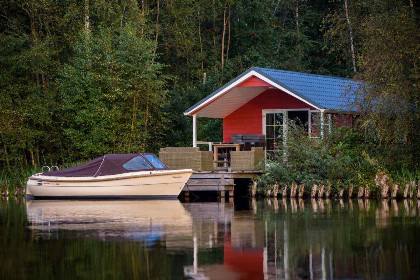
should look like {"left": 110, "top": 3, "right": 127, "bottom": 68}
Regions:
{"left": 223, "top": 89, "right": 314, "bottom": 143}
{"left": 311, "top": 113, "right": 354, "bottom": 138}
{"left": 223, "top": 238, "right": 264, "bottom": 280}
{"left": 333, "top": 113, "right": 354, "bottom": 128}
{"left": 238, "top": 76, "right": 271, "bottom": 87}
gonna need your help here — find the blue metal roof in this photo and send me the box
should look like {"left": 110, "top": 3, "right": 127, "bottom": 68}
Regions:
{"left": 254, "top": 67, "right": 360, "bottom": 111}
{"left": 185, "top": 67, "right": 361, "bottom": 114}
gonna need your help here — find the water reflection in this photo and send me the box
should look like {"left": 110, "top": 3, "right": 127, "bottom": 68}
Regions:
{"left": 26, "top": 200, "right": 193, "bottom": 248}
{"left": 1, "top": 198, "right": 419, "bottom": 279}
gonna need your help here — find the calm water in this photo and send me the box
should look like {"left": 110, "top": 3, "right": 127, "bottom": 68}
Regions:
{"left": 1, "top": 198, "right": 420, "bottom": 279}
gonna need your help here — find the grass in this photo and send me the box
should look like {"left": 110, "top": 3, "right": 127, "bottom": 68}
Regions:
{"left": 0, "top": 166, "right": 39, "bottom": 195}
{"left": 0, "top": 161, "right": 84, "bottom": 196}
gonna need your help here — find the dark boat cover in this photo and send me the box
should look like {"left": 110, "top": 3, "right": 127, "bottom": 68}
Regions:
{"left": 42, "top": 154, "right": 166, "bottom": 177}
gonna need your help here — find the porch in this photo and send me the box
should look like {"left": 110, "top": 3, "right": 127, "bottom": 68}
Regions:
{"left": 159, "top": 146, "right": 264, "bottom": 197}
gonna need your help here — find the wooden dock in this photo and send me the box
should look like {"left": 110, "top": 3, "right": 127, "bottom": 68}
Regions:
{"left": 182, "top": 171, "right": 262, "bottom": 198}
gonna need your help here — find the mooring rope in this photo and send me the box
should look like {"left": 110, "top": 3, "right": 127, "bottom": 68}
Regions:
{"left": 184, "top": 183, "right": 200, "bottom": 200}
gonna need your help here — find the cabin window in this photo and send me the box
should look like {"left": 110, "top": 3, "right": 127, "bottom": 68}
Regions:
{"left": 263, "top": 109, "right": 310, "bottom": 154}
{"left": 264, "top": 112, "right": 285, "bottom": 153}
{"left": 144, "top": 154, "right": 167, "bottom": 169}
{"left": 288, "top": 110, "right": 309, "bottom": 131}
{"left": 123, "top": 156, "right": 153, "bottom": 171}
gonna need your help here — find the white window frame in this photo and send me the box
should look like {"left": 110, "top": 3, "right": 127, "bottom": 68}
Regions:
{"left": 262, "top": 109, "right": 312, "bottom": 137}
{"left": 262, "top": 109, "right": 313, "bottom": 158}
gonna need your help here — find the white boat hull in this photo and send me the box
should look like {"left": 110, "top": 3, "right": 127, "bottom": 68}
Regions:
{"left": 26, "top": 169, "right": 193, "bottom": 199}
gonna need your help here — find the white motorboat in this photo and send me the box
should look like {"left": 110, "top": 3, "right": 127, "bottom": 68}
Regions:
{"left": 26, "top": 154, "right": 193, "bottom": 199}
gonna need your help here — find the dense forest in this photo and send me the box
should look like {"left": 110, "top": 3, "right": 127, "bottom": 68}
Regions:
{"left": 0, "top": 0, "right": 419, "bottom": 177}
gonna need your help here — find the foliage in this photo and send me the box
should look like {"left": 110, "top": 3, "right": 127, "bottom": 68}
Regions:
{"left": 354, "top": 0, "right": 420, "bottom": 158}
{"left": 257, "top": 122, "right": 378, "bottom": 190}
{"left": 0, "top": 0, "right": 418, "bottom": 192}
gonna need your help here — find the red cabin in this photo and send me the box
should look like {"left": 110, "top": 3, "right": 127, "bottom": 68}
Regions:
{"left": 184, "top": 67, "right": 358, "bottom": 153}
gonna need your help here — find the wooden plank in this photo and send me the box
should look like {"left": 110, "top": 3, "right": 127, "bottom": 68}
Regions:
{"left": 183, "top": 185, "right": 233, "bottom": 191}
{"left": 187, "top": 178, "right": 222, "bottom": 185}
{"left": 190, "top": 173, "right": 234, "bottom": 179}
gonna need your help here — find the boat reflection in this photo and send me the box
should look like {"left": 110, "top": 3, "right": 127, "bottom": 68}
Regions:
{"left": 26, "top": 200, "right": 193, "bottom": 248}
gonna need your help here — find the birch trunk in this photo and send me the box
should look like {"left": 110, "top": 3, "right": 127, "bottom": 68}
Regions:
{"left": 295, "top": 0, "right": 302, "bottom": 66}
{"left": 344, "top": 0, "right": 357, "bottom": 74}
{"left": 221, "top": 3, "right": 227, "bottom": 68}
{"left": 152, "top": 0, "right": 160, "bottom": 63}
{"left": 226, "top": 5, "right": 231, "bottom": 61}
{"left": 84, "top": 0, "right": 90, "bottom": 35}
{"left": 128, "top": 95, "right": 136, "bottom": 152}
{"left": 198, "top": 8, "right": 204, "bottom": 79}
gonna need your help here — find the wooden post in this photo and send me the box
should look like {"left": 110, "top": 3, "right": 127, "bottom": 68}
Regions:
{"left": 266, "top": 188, "right": 271, "bottom": 197}
{"left": 318, "top": 185, "right": 325, "bottom": 199}
{"left": 311, "top": 184, "right": 318, "bottom": 198}
{"left": 281, "top": 186, "right": 287, "bottom": 198}
{"left": 417, "top": 181, "right": 420, "bottom": 199}
{"left": 228, "top": 190, "right": 234, "bottom": 197}
{"left": 338, "top": 188, "right": 344, "bottom": 198}
{"left": 348, "top": 185, "right": 353, "bottom": 199}
{"left": 403, "top": 183, "right": 409, "bottom": 198}
{"left": 357, "top": 187, "right": 364, "bottom": 198}
{"left": 325, "top": 186, "right": 331, "bottom": 198}
{"left": 290, "top": 183, "right": 297, "bottom": 198}
{"left": 320, "top": 110, "right": 325, "bottom": 139}
{"left": 381, "top": 183, "right": 390, "bottom": 199}
{"left": 192, "top": 114, "right": 197, "bottom": 147}
{"left": 364, "top": 185, "right": 370, "bottom": 199}
{"left": 298, "top": 184, "right": 305, "bottom": 198}
{"left": 273, "top": 184, "right": 279, "bottom": 197}
{"left": 391, "top": 184, "right": 399, "bottom": 198}
{"left": 409, "top": 181, "right": 415, "bottom": 198}
{"left": 251, "top": 181, "right": 257, "bottom": 197}
{"left": 328, "top": 114, "right": 332, "bottom": 135}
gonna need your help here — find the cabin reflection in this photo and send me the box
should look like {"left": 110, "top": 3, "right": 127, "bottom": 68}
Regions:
{"left": 25, "top": 198, "right": 420, "bottom": 279}
{"left": 184, "top": 198, "right": 420, "bottom": 280}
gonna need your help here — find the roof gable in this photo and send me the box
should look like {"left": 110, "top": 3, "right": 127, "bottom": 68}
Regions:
{"left": 185, "top": 67, "right": 360, "bottom": 116}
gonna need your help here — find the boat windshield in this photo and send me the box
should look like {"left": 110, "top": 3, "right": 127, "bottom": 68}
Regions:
{"left": 144, "top": 154, "right": 167, "bottom": 169}
{"left": 123, "top": 156, "right": 153, "bottom": 171}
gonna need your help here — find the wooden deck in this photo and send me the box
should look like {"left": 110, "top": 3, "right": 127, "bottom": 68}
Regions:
{"left": 182, "top": 171, "right": 262, "bottom": 198}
